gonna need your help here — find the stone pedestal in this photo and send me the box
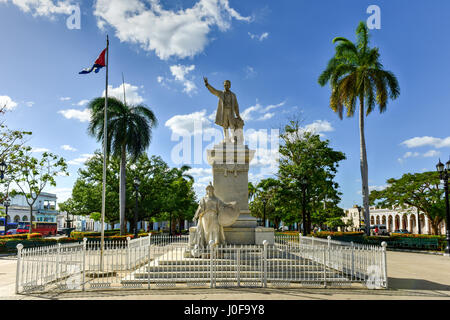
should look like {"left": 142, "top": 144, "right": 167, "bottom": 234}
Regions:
{"left": 205, "top": 142, "right": 272, "bottom": 245}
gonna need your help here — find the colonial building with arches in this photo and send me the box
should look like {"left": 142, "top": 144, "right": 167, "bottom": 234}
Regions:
{"left": 5, "top": 193, "right": 59, "bottom": 224}
{"left": 343, "top": 206, "right": 446, "bottom": 235}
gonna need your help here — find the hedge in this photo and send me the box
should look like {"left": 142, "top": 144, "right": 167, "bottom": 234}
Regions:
{"left": 71, "top": 230, "right": 121, "bottom": 240}
{"left": 312, "top": 231, "right": 446, "bottom": 251}
{"left": 0, "top": 238, "right": 81, "bottom": 253}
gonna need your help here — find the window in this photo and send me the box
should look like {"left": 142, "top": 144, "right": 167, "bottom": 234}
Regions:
{"left": 22, "top": 216, "right": 28, "bottom": 222}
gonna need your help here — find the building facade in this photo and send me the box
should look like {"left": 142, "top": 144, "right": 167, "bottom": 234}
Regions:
{"left": 5, "top": 192, "right": 59, "bottom": 224}
{"left": 343, "top": 206, "right": 446, "bottom": 235}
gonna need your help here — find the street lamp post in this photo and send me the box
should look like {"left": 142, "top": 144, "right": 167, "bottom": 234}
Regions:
{"left": 0, "top": 160, "right": 6, "bottom": 181}
{"left": 261, "top": 196, "right": 268, "bottom": 228}
{"left": 3, "top": 198, "right": 10, "bottom": 235}
{"left": 300, "top": 178, "right": 307, "bottom": 235}
{"left": 357, "top": 205, "right": 362, "bottom": 230}
{"left": 436, "top": 159, "right": 450, "bottom": 256}
{"left": 133, "top": 176, "right": 140, "bottom": 238}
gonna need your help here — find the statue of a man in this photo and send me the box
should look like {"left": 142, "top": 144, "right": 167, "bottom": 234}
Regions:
{"left": 192, "top": 183, "right": 239, "bottom": 251}
{"left": 203, "top": 77, "right": 244, "bottom": 143}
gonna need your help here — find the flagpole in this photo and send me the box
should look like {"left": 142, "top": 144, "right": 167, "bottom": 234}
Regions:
{"left": 100, "top": 34, "right": 109, "bottom": 272}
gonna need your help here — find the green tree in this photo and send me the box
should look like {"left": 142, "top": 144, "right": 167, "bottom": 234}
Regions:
{"left": 68, "top": 152, "right": 196, "bottom": 232}
{"left": 370, "top": 171, "right": 445, "bottom": 235}
{"left": 88, "top": 97, "right": 158, "bottom": 235}
{"left": 318, "top": 21, "right": 400, "bottom": 235}
{"left": 278, "top": 121, "right": 346, "bottom": 234}
{"left": 9, "top": 151, "right": 68, "bottom": 228}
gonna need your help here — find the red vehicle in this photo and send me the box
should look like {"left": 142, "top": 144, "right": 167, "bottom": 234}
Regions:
{"left": 17, "top": 221, "right": 58, "bottom": 236}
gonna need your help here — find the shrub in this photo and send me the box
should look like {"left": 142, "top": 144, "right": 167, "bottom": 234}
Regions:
{"left": 27, "top": 233, "right": 42, "bottom": 239}
{"left": 71, "top": 230, "right": 121, "bottom": 240}
{"left": 315, "top": 231, "right": 364, "bottom": 238}
{"left": 0, "top": 234, "right": 28, "bottom": 240}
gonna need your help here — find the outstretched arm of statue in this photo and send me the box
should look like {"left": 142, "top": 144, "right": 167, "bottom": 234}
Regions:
{"left": 203, "top": 76, "right": 221, "bottom": 97}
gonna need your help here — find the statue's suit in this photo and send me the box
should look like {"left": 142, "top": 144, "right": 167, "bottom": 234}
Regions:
{"left": 206, "top": 84, "right": 240, "bottom": 129}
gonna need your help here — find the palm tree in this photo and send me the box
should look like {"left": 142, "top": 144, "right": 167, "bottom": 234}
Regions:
{"left": 88, "top": 97, "right": 158, "bottom": 235}
{"left": 318, "top": 21, "right": 400, "bottom": 235}
{"left": 248, "top": 182, "right": 258, "bottom": 202}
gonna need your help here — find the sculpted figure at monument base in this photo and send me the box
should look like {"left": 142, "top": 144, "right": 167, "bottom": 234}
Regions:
{"left": 190, "top": 183, "right": 239, "bottom": 257}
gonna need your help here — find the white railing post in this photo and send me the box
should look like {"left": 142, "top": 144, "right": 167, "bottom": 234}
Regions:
{"left": 126, "top": 236, "right": 131, "bottom": 270}
{"left": 327, "top": 236, "right": 331, "bottom": 267}
{"left": 82, "top": 238, "right": 87, "bottom": 291}
{"left": 15, "top": 244, "right": 24, "bottom": 294}
{"left": 237, "top": 248, "right": 241, "bottom": 287}
{"left": 147, "top": 234, "right": 152, "bottom": 290}
{"left": 57, "top": 243, "right": 61, "bottom": 281}
{"left": 381, "top": 242, "right": 388, "bottom": 289}
{"left": 351, "top": 241, "right": 355, "bottom": 281}
{"left": 263, "top": 240, "right": 268, "bottom": 288}
{"left": 323, "top": 248, "right": 327, "bottom": 288}
{"left": 209, "top": 240, "right": 215, "bottom": 288}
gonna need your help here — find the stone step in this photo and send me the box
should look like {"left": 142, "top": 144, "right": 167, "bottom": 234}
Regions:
{"left": 144, "top": 264, "right": 327, "bottom": 273}
{"left": 154, "top": 258, "right": 311, "bottom": 266}
{"left": 121, "top": 275, "right": 351, "bottom": 284}
{"left": 130, "top": 270, "right": 345, "bottom": 279}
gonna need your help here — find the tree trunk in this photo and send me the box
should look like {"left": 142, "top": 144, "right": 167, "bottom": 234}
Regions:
{"left": 359, "top": 97, "right": 371, "bottom": 236}
{"left": 29, "top": 206, "right": 33, "bottom": 233}
{"left": 119, "top": 144, "right": 127, "bottom": 235}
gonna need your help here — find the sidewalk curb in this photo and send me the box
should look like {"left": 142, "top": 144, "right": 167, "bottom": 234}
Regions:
{"left": 386, "top": 248, "right": 444, "bottom": 256}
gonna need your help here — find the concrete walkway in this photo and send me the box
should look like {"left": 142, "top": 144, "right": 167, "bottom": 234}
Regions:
{"left": 1, "top": 251, "right": 449, "bottom": 300}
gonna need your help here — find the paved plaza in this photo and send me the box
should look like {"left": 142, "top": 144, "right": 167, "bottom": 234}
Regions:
{"left": 0, "top": 250, "right": 449, "bottom": 300}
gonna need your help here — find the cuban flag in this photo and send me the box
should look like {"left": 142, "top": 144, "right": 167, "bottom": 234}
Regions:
{"left": 79, "top": 48, "right": 106, "bottom": 74}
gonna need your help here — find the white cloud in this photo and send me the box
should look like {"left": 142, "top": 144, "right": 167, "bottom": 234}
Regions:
{"left": 0, "top": 95, "right": 18, "bottom": 110}
{"left": 169, "top": 64, "right": 197, "bottom": 95}
{"left": 241, "top": 101, "right": 286, "bottom": 121}
{"left": 75, "top": 99, "right": 89, "bottom": 106}
{"left": 4, "top": 0, "right": 77, "bottom": 18}
{"left": 257, "top": 113, "right": 274, "bottom": 121}
{"left": 423, "top": 150, "right": 440, "bottom": 158}
{"left": 303, "top": 120, "right": 334, "bottom": 136}
{"left": 244, "top": 66, "right": 257, "bottom": 79}
{"left": 25, "top": 101, "right": 34, "bottom": 107}
{"left": 401, "top": 136, "right": 450, "bottom": 149}
{"left": 248, "top": 31, "right": 269, "bottom": 41}
{"left": 398, "top": 149, "right": 441, "bottom": 163}
{"left": 357, "top": 185, "right": 388, "bottom": 195}
{"left": 60, "top": 97, "right": 71, "bottom": 101}
{"left": 103, "top": 83, "right": 144, "bottom": 105}
{"left": 165, "top": 109, "right": 215, "bottom": 136}
{"left": 186, "top": 167, "right": 211, "bottom": 177}
{"left": 93, "top": 0, "right": 251, "bottom": 60}
{"left": 31, "top": 147, "right": 50, "bottom": 153}
{"left": 46, "top": 187, "right": 73, "bottom": 204}
{"left": 61, "top": 144, "right": 77, "bottom": 152}
{"left": 68, "top": 153, "right": 94, "bottom": 166}
{"left": 58, "top": 108, "right": 91, "bottom": 122}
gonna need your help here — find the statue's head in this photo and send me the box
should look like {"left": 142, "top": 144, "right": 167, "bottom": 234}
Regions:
{"left": 223, "top": 80, "right": 231, "bottom": 91}
{"left": 206, "top": 183, "right": 215, "bottom": 197}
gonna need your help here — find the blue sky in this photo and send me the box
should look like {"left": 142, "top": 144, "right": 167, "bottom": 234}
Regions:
{"left": 1, "top": 0, "right": 450, "bottom": 209}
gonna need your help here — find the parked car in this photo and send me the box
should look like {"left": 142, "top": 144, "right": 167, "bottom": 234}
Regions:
{"left": 6, "top": 229, "right": 17, "bottom": 235}
{"left": 370, "top": 224, "right": 389, "bottom": 236}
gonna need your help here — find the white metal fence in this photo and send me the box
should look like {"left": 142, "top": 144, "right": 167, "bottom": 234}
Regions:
{"left": 15, "top": 234, "right": 387, "bottom": 294}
